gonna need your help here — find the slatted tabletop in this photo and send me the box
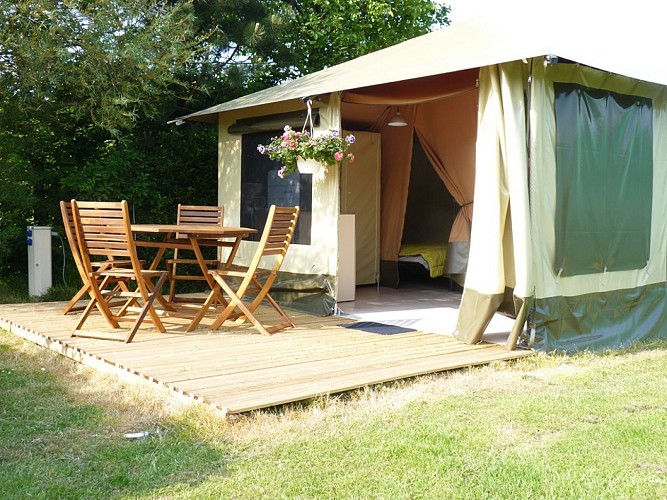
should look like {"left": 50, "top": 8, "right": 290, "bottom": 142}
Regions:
{"left": 0, "top": 301, "right": 532, "bottom": 414}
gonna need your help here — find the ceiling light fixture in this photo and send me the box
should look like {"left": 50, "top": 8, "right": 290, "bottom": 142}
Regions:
{"left": 387, "top": 108, "right": 408, "bottom": 127}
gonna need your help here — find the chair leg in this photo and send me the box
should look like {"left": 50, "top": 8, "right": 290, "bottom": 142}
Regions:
{"left": 62, "top": 282, "right": 91, "bottom": 314}
{"left": 72, "top": 277, "right": 121, "bottom": 336}
{"left": 65, "top": 279, "right": 135, "bottom": 315}
{"left": 72, "top": 273, "right": 168, "bottom": 343}
{"left": 168, "top": 261, "right": 177, "bottom": 303}
{"left": 185, "top": 284, "right": 219, "bottom": 333}
{"left": 254, "top": 292, "right": 295, "bottom": 330}
{"left": 211, "top": 279, "right": 270, "bottom": 335}
{"left": 143, "top": 274, "right": 175, "bottom": 312}
{"left": 124, "top": 272, "right": 168, "bottom": 343}
{"left": 247, "top": 276, "right": 295, "bottom": 329}
{"left": 210, "top": 275, "right": 291, "bottom": 336}
{"left": 228, "top": 276, "right": 293, "bottom": 333}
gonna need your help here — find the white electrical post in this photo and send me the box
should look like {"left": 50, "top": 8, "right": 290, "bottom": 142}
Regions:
{"left": 27, "top": 226, "right": 53, "bottom": 296}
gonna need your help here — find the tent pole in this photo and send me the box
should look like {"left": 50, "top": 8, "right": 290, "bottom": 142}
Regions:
{"left": 505, "top": 299, "right": 528, "bottom": 350}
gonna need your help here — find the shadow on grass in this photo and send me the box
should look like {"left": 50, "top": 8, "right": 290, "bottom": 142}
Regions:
{"left": 0, "top": 331, "right": 233, "bottom": 498}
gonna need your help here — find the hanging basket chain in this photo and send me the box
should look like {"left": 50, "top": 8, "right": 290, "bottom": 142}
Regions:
{"left": 302, "top": 98, "right": 314, "bottom": 137}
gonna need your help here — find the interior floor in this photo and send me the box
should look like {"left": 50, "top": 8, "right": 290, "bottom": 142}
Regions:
{"left": 335, "top": 279, "right": 516, "bottom": 345}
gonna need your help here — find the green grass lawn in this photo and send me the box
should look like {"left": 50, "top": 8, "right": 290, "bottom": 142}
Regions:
{"left": 0, "top": 273, "right": 81, "bottom": 305}
{"left": 1, "top": 328, "right": 666, "bottom": 499}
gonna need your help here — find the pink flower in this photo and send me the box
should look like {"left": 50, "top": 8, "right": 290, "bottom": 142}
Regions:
{"left": 289, "top": 141, "right": 297, "bottom": 149}
{"left": 348, "top": 154, "right": 355, "bottom": 164}
{"left": 334, "top": 151, "right": 344, "bottom": 161}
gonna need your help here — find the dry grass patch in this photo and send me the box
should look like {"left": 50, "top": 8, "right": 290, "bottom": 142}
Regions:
{"left": 3, "top": 328, "right": 667, "bottom": 499}
{"left": 197, "top": 344, "right": 667, "bottom": 447}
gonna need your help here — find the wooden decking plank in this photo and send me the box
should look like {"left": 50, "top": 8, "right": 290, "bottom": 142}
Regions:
{"left": 181, "top": 345, "right": 520, "bottom": 387}
{"left": 85, "top": 327, "right": 444, "bottom": 367}
{"left": 122, "top": 331, "right": 454, "bottom": 372}
{"left": 197, "top": 349, "right": 532, "bottom": 413}
{"left": 62, "top": 315, "right": 351, "bottom": 352}
{"left": 205, "top": 347, "right": 529, "bottom": 403}
{"left": 156, "top": 336, "right": 498, "bottom": 383}
{"left": 129, "top": 332, "right": 473, "bottom": 377}
{"left": 218, "top": 354, "right": 527, "bottom": 412}
{"left": 0, "top": 301, "right": 530, "bottom": 414}
{"left": 172, "top": 341, "right": 522, "bottom": 394}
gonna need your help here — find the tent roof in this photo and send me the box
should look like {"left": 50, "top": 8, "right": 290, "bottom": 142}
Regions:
{"left": 181, "top": 4, "right": 666, "bottom": 123}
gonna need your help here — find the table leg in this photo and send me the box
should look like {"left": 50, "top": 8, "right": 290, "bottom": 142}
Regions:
{"left": 184, "top": 236, "right": 230, "bottom": 330}
{"left": 136, "top": 233, "right": 175, "bottom": 311}
{"left": 223, "top": 237, "right": 243, "bottom": 270}
{"left": 147, "top": 233, "right": 174, "bottom": 270}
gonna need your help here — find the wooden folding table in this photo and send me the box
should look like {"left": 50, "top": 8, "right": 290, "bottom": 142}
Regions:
{"left": 131, "top": 223, "right": 257, "bottom": 330}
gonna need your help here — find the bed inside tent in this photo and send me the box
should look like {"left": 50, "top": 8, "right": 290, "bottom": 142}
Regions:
{"left": 398, "top": 135, "right": 462, "bottom": 289}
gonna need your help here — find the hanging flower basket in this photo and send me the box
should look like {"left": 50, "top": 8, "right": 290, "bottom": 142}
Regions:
{"left": 296, "top": 157, "right": 323, "bottom": 174}
{"left": 256, "top": 99, "right": 356, "bottom": 178}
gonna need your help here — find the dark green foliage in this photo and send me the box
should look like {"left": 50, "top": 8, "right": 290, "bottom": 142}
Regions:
{"left": 1, "top": 1, "right": 201, "bottom": 133}
{"left": 0, "top": 0, "right": 449, "bottom": 282}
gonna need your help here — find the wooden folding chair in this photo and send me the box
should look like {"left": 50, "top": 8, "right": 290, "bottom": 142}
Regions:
{"left": 189, "top": 205, "right": 300, "bottom": 335}
{"left": 70, "top": 200, "right": 168, "bottom": 343}
{"left": 59, "top": 201, "right": 131, "bottom": 315}
{"left": 166, "top": 204, "right": 227, "bottom": 302}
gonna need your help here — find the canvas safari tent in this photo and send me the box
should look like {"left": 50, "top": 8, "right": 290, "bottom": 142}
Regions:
{"left": 175, "top": 5, "right": 667, "bottom": 352}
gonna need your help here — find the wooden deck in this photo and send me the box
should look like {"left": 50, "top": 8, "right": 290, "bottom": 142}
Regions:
{"left": 0, "top": 301, "right": 532, "bottom": 414}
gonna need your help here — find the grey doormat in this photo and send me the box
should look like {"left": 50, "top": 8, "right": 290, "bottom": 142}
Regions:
{"left": 339, "top": 321, "right": 416, "bottom": 335}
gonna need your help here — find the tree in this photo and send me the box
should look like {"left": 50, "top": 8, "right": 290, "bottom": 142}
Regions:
{"left": 170, "top": 0, "right": 450, "bottom": 111}
{"left": 255, "top": 0, "right": 449, "bottom": 78}
{"left": 0, "top": 0, "right": 450, "bottom": 279}
{"left": 0, "top": 0, "right": 208, "bottom": 275}
{"left": 0, "top": 0, "right": 204, "bottom": 134}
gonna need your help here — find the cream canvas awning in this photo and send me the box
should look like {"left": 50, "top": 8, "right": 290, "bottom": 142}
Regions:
{"left": 179, "top": 2, "right": 667, "bottom": 122}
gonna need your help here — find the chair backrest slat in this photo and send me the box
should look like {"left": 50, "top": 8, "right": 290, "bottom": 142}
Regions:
{"left": 234, "top": 205, "right": 299, "bottom": 296}
{"left": 177, "top": 204, "right": 224, "bottom": 226}
{"left": 72, "top": 200, "right": 139, "bottom": 274}
{"left": 174, "top": 204, "right": 224, "bottom": 241}
{"left": 255, "top": 206, "right": 300, "bottom": 263}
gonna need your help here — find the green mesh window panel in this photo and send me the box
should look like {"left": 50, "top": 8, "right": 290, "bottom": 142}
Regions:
{"left": 554, "top": 83, "right": 653, "bottom": 276}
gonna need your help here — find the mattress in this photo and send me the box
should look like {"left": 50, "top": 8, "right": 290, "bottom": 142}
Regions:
{"left": 398, "top": 243, "right": 447, "bottom": 278}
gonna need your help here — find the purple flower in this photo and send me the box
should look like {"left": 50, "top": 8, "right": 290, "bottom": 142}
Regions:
{"left": 257, "top": 144, "right": 265, "bottom": 154}
{"left": 346, "top": 134, "right": 356, "bottom": 144}
{"left": 278, "top": 166, "right": 286, "bottom": 178}
{"left": 331, "top": 129, "right": 340, "bottom": 138}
